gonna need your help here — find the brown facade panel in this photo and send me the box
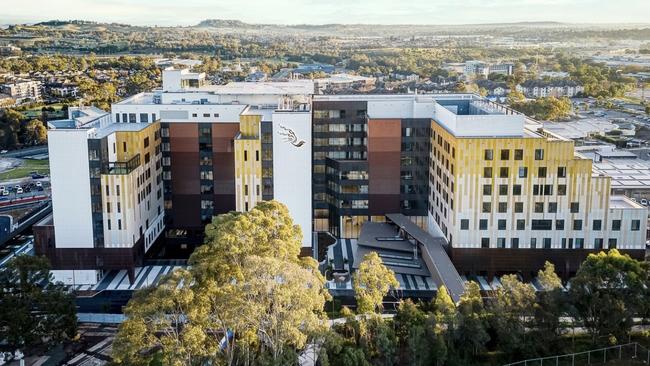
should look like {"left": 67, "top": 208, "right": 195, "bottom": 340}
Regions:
{"left": 450, "top": 248, "right": 646, "bottom": 280}
{"left": 171, "top": 194, "right": 201, "bottom": 228}
{"left": 212, "top": 123, "right": 238, "bottom": 214}
{"left": 34, "top": 223, "right": 144, "bottom": 275}
{"left": 367, "top": 119, "right": 402, "bottom": 215}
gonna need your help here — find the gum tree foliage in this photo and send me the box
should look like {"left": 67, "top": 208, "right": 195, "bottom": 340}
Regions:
{"left": 569, "top": 250, "right": 649, "bottom": 344}
{"left": 489, "top": 274, "right": 537, "bottom": 359}
{"left": 0, "top": 255, "right": 77, "bottom": 354}
{"left": 113, "top": 201, "right": 329, "bottom": 366}
{"left": 353, "top": 252, "right": 399, "bottom": 314}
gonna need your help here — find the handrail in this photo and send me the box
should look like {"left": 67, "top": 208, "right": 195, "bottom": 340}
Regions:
{"left": 503, "top": 342, "right": 650, "bottom": 366}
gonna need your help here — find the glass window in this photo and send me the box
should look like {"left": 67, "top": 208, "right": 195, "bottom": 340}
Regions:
{"left": 498, "top": 202, "right": 508, "bottom": 213}
{"left": 557, "top": 167, "right": 566, "bottom": 178}
{"left": 531, "top": 220, "right": 553, "bottom": 230}
{"left": 497, "top": 238, "right": 506, "bottom": 248}
{"left": 592, "top": 220, "right": 602, "bottom": 231}
{"left": 612, "top": 220, "right": 621, "bottom": 231}
{"left": 556, "top": 220, "right": 564, "bottom": 230}
{"left": 518, "top": 167, "right": 528, "bottom": 178}
{"left": 513, "top": 184, "right": 522, "bottom": 195}
{"left": 500, "top": 167, "right": 509, "bottom": 178}
{"left": 570, "top": 202, "right": 579, "bottom": 213}
{"left": 608, "top": 238, "right": 617, "bottom": 248}
{"left": 514, "top": 202, "right": 524, "bottom": 213}
{"left": 534, "top": 202, "right": 544, "bottom": 213}
{"left": 500, "top": 149, "right": 510, "bottom": 160}
{"left": 499, "top": 184, "right": 508, "bottom": 195}
{"left": 460, "top": 219, "right": 469, "bottom": 230}
{"left": 483, "top": 167, "right": 492, "bottom": 178}
{"left": 535, "top": 149, "right": 544, "bottom": 160}
{"left": 538, "top": 167, "right": 547, "bottom": 178}
{"left": 516, "top": 219, "right": 525, "bottom": 230}
{"left": 573, "top": 220, "right": 582, "bottom": 230}
{"left": 514, "top": 149, "right": 523, "bottom": 160}
{"left": 481, "top": 238, "right": 490, "bottom": 248}
{"left": 484, "top": 149, "right": 493, "bottom": 160}
{"left": 631, "top": 220, "right": 641, "bottom": 231}
{"left": 558, "top": 185, "right": 567, "bottom": 195}
{"left": 482, "top": 202, "right": 491, "bottom": 213}
{"left": 548, "top": 202, "right": 557, "bottom": 213}
{"left": 594, "top": 238, "right": 603, "bottom": 249}
{"left": 483, "top": 184, "right": 492, "bottom": 195}
{"left": 479, "top": 219, "right": 488, "bottom": 230}
{"left": 511, "top": 238, "right": 519, "bottom": 248}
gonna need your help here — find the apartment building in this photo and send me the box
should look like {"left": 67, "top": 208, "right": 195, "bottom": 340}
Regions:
{"left": 516, "top": 80, "right": 585, "bottom": 98}
{"left": 34, "top": 107, "right": 164, "bottom": 284}
{"left": 35, "top": 69, "right": 647, "bottom": 283}
{"left": 0, "top": 79, "right": 41, "bottom": 103}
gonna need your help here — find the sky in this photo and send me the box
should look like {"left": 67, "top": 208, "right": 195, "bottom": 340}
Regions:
{"left": 2, "top": 0, "right": 650, "bottom": 26}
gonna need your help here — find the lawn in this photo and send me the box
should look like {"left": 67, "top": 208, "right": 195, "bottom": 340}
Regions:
{"left": 0, "top": 159, "right": 50, "bottom": 181}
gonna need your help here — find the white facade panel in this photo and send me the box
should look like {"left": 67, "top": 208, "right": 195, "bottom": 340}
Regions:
{"left": 48, "top": 129, "right": 95, "bottom": 248}
{"left": 272, "top": 111, "right": 312, "bottom": 248}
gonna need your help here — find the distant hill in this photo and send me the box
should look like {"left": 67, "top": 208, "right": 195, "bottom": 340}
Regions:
{"left": 195, "top": 19, "right": 260, "bottom": 28}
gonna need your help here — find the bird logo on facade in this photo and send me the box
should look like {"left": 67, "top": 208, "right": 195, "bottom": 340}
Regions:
{"left": 278, "top": 125, "right": 306, "bottom": 148}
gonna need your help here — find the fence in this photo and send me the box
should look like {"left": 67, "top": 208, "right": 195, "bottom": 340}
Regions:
{"left": 503, "top": 342, "right": 650, "bottom": 366}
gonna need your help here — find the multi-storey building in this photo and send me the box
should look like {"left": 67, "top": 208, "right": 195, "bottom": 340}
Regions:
{"left": 0, "top": 79, "right": 41, "bottom": 103}
{"left": 107, "top": 68, "right": 314, "bottom": 255}
{"left": 35, "top": 69, "right": 648, "bottom": 284}
{"left": 516, "top": 79, "right": 585, "bottom": 98}
{"left": 35, "top": 107, "right": 164, "bottom": 284}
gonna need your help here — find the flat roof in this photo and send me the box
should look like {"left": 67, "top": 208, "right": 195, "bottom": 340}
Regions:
{"left": 609, "top": 195, "right": 644, "bottom": 209}
{"left": 204, "top": 81, "right": 314, "bottom": 95}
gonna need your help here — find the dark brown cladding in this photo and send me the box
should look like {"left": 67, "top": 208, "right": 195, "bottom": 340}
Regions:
{"left": 169, "top": 123, "right": 201, "bottom": 228}
{"left": 367, "top": 119, "right": 401, "bottom": 215}
{"left": 34, "top": 222, "right": 144, "bottom": 281}
{"left": 212, "top": 123, "right": 238, "bottom": 214}
{"left": 450, "top": 247, "right": 646, "bottom": 280}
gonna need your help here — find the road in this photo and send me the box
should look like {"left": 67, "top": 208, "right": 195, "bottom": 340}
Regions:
{"left": 0, "top": 146, "right": 48, "bottom": 159}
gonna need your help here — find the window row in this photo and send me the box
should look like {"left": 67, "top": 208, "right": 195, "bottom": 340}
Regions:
{"left": 461, "top": 218, "right": 639, "bottom": 231}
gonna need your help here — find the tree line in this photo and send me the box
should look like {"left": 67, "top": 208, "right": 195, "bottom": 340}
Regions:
{"left": 0, "top": 108, "right": 48, "bottom": 149}
{"left": 110, "top": 201, "right": 650, "bottom": 365}
{"left": 322, "top": 250, "right": 649, "bottom": 366}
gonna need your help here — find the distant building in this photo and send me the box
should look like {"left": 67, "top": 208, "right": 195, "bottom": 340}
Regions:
{"left": 516, "top": 79, "right": 584, "bottom": 98}
{"left": 463, "top": 60, "right": 489, "bottom": 79}
{"left": 539, "top": 71, "right": 570, "bottom": 79}
{"left": 488, "top": 62, "right": 514, "bottom": 76}
{"left": 293, "top": 64, "right": 335, "bottom": 75}
{"left": 475, "top": 80, "right": 509, "bottom": 97}
{"left": 245, "top": 71, "right": 268, "bottom": 82}
{"left": 0, "top": 80, "right": 42, "bottom": 103}
{"left": 314, "top": 73, "right": 375, "bottom": 93}
{"left": 0, "top": 44, "right": 21, "bottom": 55}
{"left": 48, "top": 83, "right": 79, "bottom": 98}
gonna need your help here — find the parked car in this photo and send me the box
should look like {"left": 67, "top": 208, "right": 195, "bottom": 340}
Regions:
{"left": 16, "top": 187, "right": 23, "bottom": 194}
{"left": 35, "top": 182, "right": 42, "bottom": 187}
{"left": 30, "top": 172, "right": 45, "bottom": 179}
{"left": 641, "top": 198, "right": 648, "bottom": 206}
{"left": 0, "top": 190, "right": 8, "bottom": 196}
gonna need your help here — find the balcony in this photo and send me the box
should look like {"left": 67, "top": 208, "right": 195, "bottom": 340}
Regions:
{"left": 103, "top": 154, "right": 141, "bottom": 175}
